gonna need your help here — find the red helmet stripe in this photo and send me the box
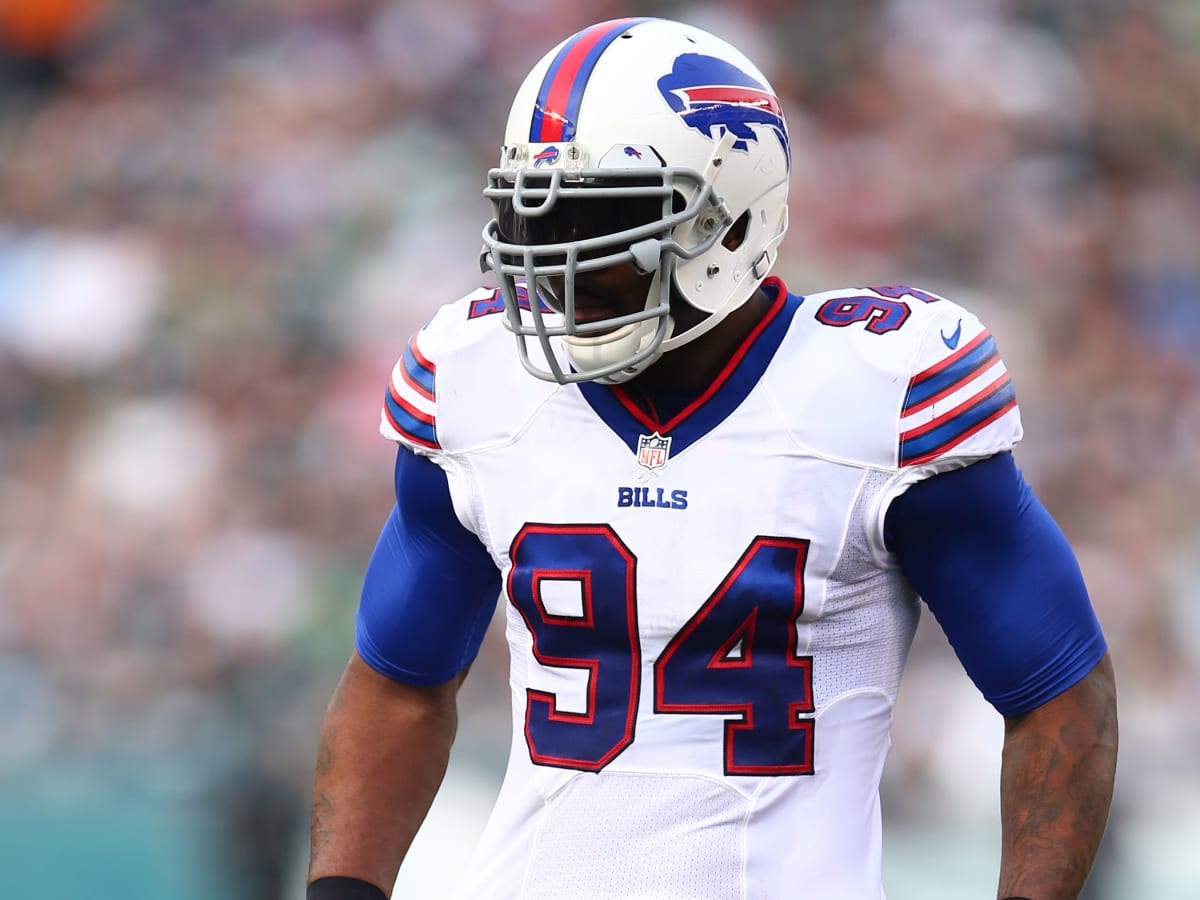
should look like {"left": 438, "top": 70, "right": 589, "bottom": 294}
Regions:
{"left": 530, "top": 18, "right": 649, "bottom": 143}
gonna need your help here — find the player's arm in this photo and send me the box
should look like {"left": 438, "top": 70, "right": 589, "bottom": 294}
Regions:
{"left": 997, "top": 650, "right": 1116, "bottom": 900}
{"left": 885, "top": 452, "right": 1118, "bottom": 900}
{"left": 309, "top": 653, "right": 463, "bottom": 896}
{"left": 308, "top": 448, "right": 501, "bottom": 898}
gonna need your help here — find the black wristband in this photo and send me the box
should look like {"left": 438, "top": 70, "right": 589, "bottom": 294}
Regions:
{"left": 307, "top": 876, "right": 388, "bottom": 900}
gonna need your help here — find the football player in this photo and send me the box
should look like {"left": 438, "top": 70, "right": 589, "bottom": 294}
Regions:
{"left": 307, "top": 17, "right": 1117, "bottom": 900}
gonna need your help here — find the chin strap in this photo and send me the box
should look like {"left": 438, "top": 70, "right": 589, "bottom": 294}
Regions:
{"left": 563, "top": 314, "right": 674, "bottom": 384}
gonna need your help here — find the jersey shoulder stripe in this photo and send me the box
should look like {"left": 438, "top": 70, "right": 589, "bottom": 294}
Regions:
{"left": 903, "top": 330, "right": 998, "bottom": 414}
{"left": 383, "top": 332, "right": 439, "bottom": 449}
{"left": 770, "top": 284, "right": 1021, "bottom": 469}
{"left": 402, "top": 336, "right": 437, "bottom": 400}
{"left": 899, "top": 374, "right": 1017, "bottom": 466}
{"left": 899, "top": 329, "right": 1018, "bottom": 467}
{"left": 377, "top": 287, "right": 562, "bottom": 456}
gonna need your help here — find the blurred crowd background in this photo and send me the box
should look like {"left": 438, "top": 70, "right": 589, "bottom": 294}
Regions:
{"left": 1, "top": 0, "right": 1197, "bottom": 897}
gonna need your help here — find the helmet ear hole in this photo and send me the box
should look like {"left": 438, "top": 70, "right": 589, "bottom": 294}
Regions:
{"left": 722, "top": 211, "right": 750, "bottom": 251}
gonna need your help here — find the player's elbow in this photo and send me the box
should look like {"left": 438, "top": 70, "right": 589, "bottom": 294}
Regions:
{"left": 1004, "top": 651, "right": 1118, "bottom": 770}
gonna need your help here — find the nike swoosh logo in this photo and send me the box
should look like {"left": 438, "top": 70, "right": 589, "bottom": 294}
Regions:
{"left": 941, "top": 319, "right": 963, "bottom": 350}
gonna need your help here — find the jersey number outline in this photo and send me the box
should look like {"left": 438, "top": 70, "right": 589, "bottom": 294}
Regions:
{"left": 814, "top": 284, "right": 942, "bottom": 334}
{"left": 508, "top": 524, "right": 814, "bottom": 776}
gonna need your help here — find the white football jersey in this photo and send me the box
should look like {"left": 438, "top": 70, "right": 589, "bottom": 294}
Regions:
{"left": 379, "top": 280, "right": 1021, "bottom": 899}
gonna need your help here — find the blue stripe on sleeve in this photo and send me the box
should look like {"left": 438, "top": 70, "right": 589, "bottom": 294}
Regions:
{"left": 904, "top": 335, "right": 997, "bottom": 410}
{"left": 383, "top": 388, "right": 438, "bottom": 448}
{"left": 356, "top": 448, "right": 500, "bottom": 685}
{"left": 884, "top": 452, "right": 1107, "bottom": 716}
{"left": 402, "top": 342, "right": 436, "bottom": 396}
{"left": 898, "top": 377, "right": 1016, "bottom": 464}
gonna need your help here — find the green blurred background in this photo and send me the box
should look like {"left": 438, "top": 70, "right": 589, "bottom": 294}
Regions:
{"left": 1, "top": 0, "right": 1198, "bottom": 897}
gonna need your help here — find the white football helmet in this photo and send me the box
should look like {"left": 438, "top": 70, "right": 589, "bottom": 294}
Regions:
{"left": 480, "top": 17, "right": 791, "bottom": 384}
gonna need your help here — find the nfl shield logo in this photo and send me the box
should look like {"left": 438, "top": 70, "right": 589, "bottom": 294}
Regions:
{"left": 637, "top": 432, "right": 672, "bottom": 471}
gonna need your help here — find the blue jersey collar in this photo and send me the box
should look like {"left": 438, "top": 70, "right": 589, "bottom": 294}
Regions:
{"left": 577, "top": 277, "right": 803, "bottom": 458}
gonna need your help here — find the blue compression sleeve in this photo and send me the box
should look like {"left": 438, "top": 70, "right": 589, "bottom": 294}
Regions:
{"left": 884, "top": 452, "right": 1106, "bottom": 717}
{"left": 356, "top": 448, "right": 501, "bottom": 685}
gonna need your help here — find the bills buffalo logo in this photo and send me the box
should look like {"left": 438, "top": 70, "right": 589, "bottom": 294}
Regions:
{"left": 533, "top": 146, "right": 560, "bottom": 167}
{"left": 623, "top": 146, "right": 643, "bottom": 159}
{"left": 657, "top": 54, "right": 790, "bottom": 166}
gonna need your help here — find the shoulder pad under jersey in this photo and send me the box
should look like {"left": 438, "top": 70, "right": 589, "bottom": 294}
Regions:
{"left": 378, "top": 286, "right": 561, "bottom": 457}
{"left": 772, "top": 284, "right": 1022, "bottom": 469}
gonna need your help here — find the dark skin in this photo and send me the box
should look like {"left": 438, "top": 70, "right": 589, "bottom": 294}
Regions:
{"left": 999, "top": 652, "right": 1118, "bottom": 899}
{"left": 308, "top": 264, "right": 1119, "bottom": 899}
{"left": 309, "top": 654, "right": 467, "bottom": 892}
{"left": 551, "top": 262, "right": 775, "bottom": 387}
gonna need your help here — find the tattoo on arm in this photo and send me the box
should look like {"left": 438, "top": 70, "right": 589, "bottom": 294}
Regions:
{"left": 310, "top": 732, "right": 336, "bottom": 862}
{"left": 998, "top": 654, "right": 1118, "bottom": 899}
